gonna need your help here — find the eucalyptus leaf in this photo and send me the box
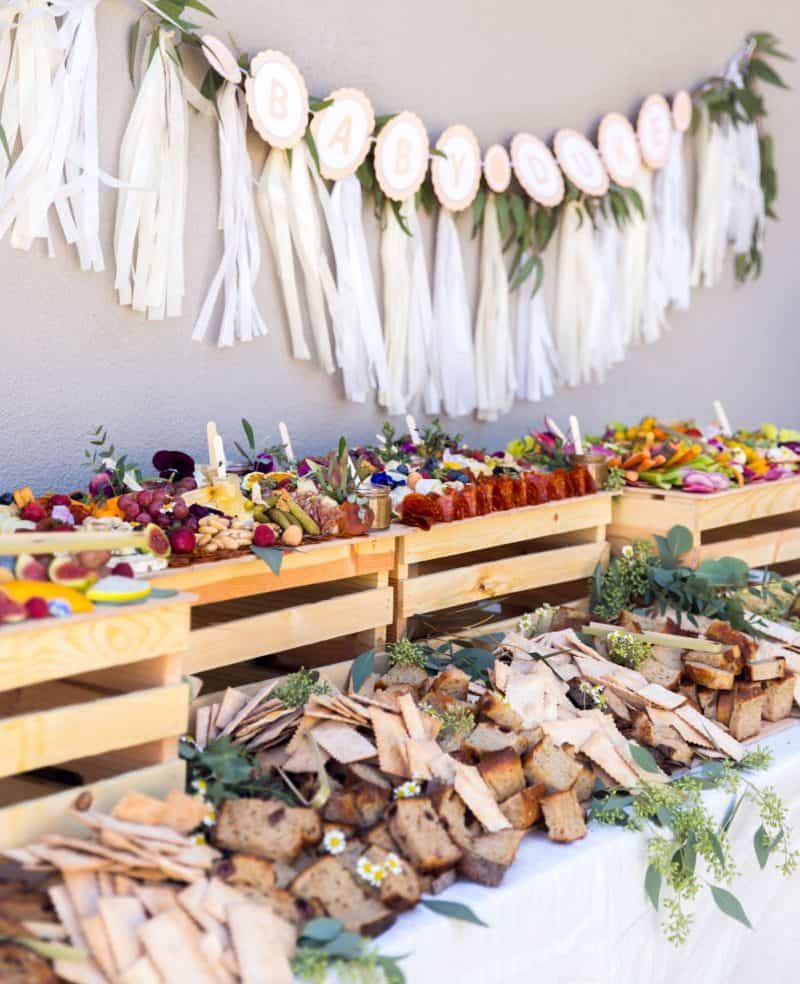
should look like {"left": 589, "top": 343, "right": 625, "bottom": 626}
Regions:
{"left": 241, "top": 417, "right": 256, "bottom": 452}
{"left": 250, "top": 544, "right": 284, "bottom": 575}
{"left": 322, "top": 931, "right": 363, "bottom": 958}
{"left": 644, "top": 864, "right": 661, "bottom": 910}
{"left": 376, "top": 956, "right": 407, "bottom": 984}
{"left": 667, "top": 524, "right": 694, "bottom": 560}
{"left": 628, "top": 742, "right": 661, "bottom": 774}
{"left": 351, "top": 649, "right": 375, "bottom": 693}
{"left": 753, "top": 824, "right": 770, "bottom": 869}
{"left": 710, "top": 885, "right": 752, "bottom": 929}
{"left": 748, "top": 57, "right": 789, "bottom": 89}
{"left": 301, "top": 917, "right": 344, "bottom": 942}
{"left": 421, "top": 898, "right": 488, "bottom": 927}
{"left": 128, "top": 18, "right": 141, "bottom": 86}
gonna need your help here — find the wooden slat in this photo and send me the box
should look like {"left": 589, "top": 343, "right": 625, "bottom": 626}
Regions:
{"left": 402, "top": 494, "right": 612, "bottom": 564}
{"left": 184, "top": 586, "right": 394, "bottom": 674}
{"left": 0, "top": 684, "right": 188, "bottom": 778}
{"left": 0, "top": 761, "right": 186, "bottom": 850}
{"left": 0, "top": 599, "right": 191, "bottom": 692}
{"left": 400, "top": 541, "right": 608, "bottom": 618}
{"left": 152, "top": 534, "right": 396, "bottom": 605}
{"left": 697, "top": 526, "right": 800, "bottom": 567}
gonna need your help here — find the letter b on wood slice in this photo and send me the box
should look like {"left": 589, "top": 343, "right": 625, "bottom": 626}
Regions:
{"left": 246, "top": 50, "right": 309, "bottom": 149}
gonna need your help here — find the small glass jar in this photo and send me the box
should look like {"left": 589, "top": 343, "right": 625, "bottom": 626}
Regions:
{"left": 361, "top": 486, "right": 392, "bottom": 530}
{"left": 571, "top": 452, "right": 609, "bottom": 489}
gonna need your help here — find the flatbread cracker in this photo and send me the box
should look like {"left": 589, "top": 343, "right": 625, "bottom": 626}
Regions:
{"left": 454, "top": 763, "right": 511, "bottom": 832}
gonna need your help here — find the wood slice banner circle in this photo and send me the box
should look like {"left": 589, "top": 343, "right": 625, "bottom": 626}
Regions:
{"left": 672, "top": 89, "right": 693, "bottom": 133}
{"left": 374, "top": 111, "right": 429, "bottom": 201}
{"left": 597, "top": 112, "right": 641, "bottom": 188}
{"left": 510, "top": 132, "right": 564, "bottom": 206}
{"left": 431, "top": 124, "right": 482, "bottom": 212}
{"left": 484, "top": 143, "right": 512, "bottom": 193}
{"left": 554, "top": 128, "right": 609, "bottom": 197}
{"left": 201, "top": 35, "right": 242, "bottom": 85}
{"left": 311, "top": 88, "right": 375, "bottom": 181}
{"left": 245, "top": 50, "right": 309, "bottom": 149}
{"left": 637, "top": 93, "right": 673, "bottom": 169}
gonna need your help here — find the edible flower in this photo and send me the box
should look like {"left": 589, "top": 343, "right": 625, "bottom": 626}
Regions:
{"left": 393, "top": 780, "right": 421, "bottom": 800}
{"left": 322, "top": 829, "right": 347, "bottom": 855}
{"left": 356, "top": 857, "right": 385, "bottom": 887}
{"left": 385, "top": 853, "right": 404, "bottom": 875}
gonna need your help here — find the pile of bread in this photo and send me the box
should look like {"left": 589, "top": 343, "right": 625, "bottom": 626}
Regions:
{"left": 6, "top": 605, "right": 798, "bottom": 983}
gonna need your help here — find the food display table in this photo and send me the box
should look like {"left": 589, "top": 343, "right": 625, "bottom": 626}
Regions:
{"left": 152, "top": 531, "right": 397, "bottom": 678}
{"left": 377, "top": 724, "right": 800, "bottom": 984}
{"left": 0, "top": 594, "right": 192, "bottom": 848}
{"left": 392, "top": 493, "right": 612, "bottom": 638}
{"left": 608, "top": 477, "right": 800, "bottom": 568}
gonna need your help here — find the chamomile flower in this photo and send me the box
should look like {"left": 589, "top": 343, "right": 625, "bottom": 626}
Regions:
{"left": 202, "top": 804, "right": 217, "bottom": 827}
{"left": 322, "top": 829, "right": 347, "bottom": 855}
{"left": 621, "top": 544, "right": 634, "bottom": 558}
{"left": 191, "top": 778, "right": 208, "bottom": 795}
{"left": 393, "top": 780, "right": 421, "bottom": 800}
{"left": 384, "top": 853, "right": 403, "bottom": 875}
{"left": 370, "top": 865, "right": 387, "bottom": 886}
{"left": 356, "top": 857, "right": 380, "bottom": 886}
{"left": 190, "top": 832, "right": 207, "bottom": 846}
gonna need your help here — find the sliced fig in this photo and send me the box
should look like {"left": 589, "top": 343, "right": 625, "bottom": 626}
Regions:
{"left": 77, "top": 549, "right": 111, "bottom": 570}
{"left": 0, "top": 591, "right": 26, "bottom": 623}
{"left": 48, "top": 558, "right": 91, "bottom": 589}
{"left": 144, "top": 523, "right": 171, "bottom": 558}
{"left": 14, "top": 554, "right": 48, "bottom": 581}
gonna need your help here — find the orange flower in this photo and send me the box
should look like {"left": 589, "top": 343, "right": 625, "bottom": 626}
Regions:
{"left": 12, "top": 486, "right": 34, "bottom": 509}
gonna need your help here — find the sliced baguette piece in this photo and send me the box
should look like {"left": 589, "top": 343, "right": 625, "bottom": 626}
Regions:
{"left": 522, "top": 737, "right": 581, "bottom": 792}
{"left": 477, "top": 748, "right": 525, "bottom": 802}
{"left": 500, "top": 784, "right": 546, "bottom": 829}
{"left": 458, "top": 829, "right": 527, "bottom": 887}
{"left": 697, "top": 687, "right": 718, "bottom": 718}
{"left": 386, "top": 798, "right": 463, "bottom": 874}
{"left": 683, "top": 660, "right": 735, "bottom": 690}
{"left": 639, "top": 657, "right": 682, "bottom": 691}
{"left": 716, "top": 690, "right": 734, "bottom": 727}
{"left": 290, "top": 857, "right": 395, "bottom": 937}
{"left": 744, "top": 658, "right": 785, "bottom": 683}
{"left": 431, "top": 786, "right": 473, "bottom": 849}
{"left": 477, "top": 691, "right": 524, "bottom": 731}
{"left": 762, "top": 672, "right": 796, "bottom": 722}
{"left": 540, "top": 789, "right": 587, "bottom": 843}
{"left": 704, "top": 622, "right": 758, "bottom": 660}
{"left": 364, "top": 846, "right": 421, "bottom": 911}
{"left": 728, "top": 689, "right": 764, "bottom": 742}
{"left": 462, "top": 723, "right": 527, "bottom": 757}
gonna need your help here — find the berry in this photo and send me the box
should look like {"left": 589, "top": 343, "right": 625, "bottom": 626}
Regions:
{"left": 20, "top": 501, "right": 46, "bottom": 522}
{"left": 111, "top": 562, "right": 134, "bottom": 577}
{"left": 24, "top": 597, "right": 49, "bottom": 619}
{"left": 49, "top": 494, "right": 71, "bottom": 507}
{"left": 169, "top": 529, "right": 196, "bottom": 555}
{"left": 253, "top": 524, "right": 277, "bottom": 548}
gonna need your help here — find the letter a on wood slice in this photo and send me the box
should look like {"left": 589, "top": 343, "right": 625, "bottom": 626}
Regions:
{"left": 432, "top": 124, "right": 482, "bottom": 212}
{"left": 484, "top": 144, "right": 512, "bottom": 193}
{"left": 511, "top": 133, "right": 564, "bottom": 206}
{"left": 246, "top": 50, "right": 309, "bottom": 148}
{"left": 375, "top": 111, "right": 429, "bottom": 201}
{"left": 637, "top": 94, "right": 673, "bottom": 169}
{"left": 597, "top": 113, "right": 641, "bottom": 188}
{"left": 554, "top": 129, "right": 609, "bottom": 197}
{"left": 311, "top": 88, "right": 375, "bottom": 180}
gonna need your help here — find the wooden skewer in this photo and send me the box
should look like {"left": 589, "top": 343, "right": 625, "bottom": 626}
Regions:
{"left": 584, "top": 621, "right": 724, "bottom": 654}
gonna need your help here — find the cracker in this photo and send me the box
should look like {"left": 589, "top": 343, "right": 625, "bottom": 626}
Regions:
{"left": 227, "top": 902, "right": 295, "bottom": 984}
{"left": 53, "top": 960, "right": 110, "bottom": 984}
{"left": 112, "top": 793, "right": 167, "bottom": 827}
{"left": 139, "top": 908, "right": 219, "bottom": 984}
{"left": 99, "top": 896, "right": 146, "bottom": 974}
{"left": 454, "top": 763, "right": 511, "bottom": 833}
{"left": 118, "top": 956, "right": 162, "bottom": 984}
{"left": 64, "top": 871, "right": 100, "bottom": 918}
{"left": 81, "top": 913, "right": 116, "bottom": 978}
{"left": 397, "top": 693, "right": 427, "bottom": 740}
{"left": 309, "top": 721, "right": 377, "bottom": 764}
{"left": 48, "top": 884, "right": 86, "bottom": 950}
{"left": 161, "top": 791, "right": 209, "bottom": 837}
{"left": 369, "top": 706, "right": 410, "bottom": 776}
{"left": 132, "top": 885, "right": 178, "bottom": 916}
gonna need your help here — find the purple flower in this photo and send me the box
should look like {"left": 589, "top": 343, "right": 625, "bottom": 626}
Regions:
{"left": 400, "top": 441, "right": 418, "bottom": 455}
{"left": 51, "top": 505, "right": 75, "bottom": 526}
{"left": 152, "top": 450, "right": 195, "bottom": 480}
{"left": 89, "top": 472, "right": 114, "bottom": 498}
{"left": 253, "top": 453, "right": 275, "bottom": 474}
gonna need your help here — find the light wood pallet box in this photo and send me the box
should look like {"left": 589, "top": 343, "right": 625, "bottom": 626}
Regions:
{"left": 151, "top": 531, "right": 397, "bottom": 683}
{"left": 0, "top": 594, "right": 193, "bottom": 849}
{"left": 390, "top": 493, "right": 612, "bottom": 640}
{"left": 607, "top": 477, "right": 800, "bottom": 568}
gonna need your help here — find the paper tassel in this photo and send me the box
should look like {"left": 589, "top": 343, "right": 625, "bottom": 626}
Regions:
{"left": 0, "top": 0, "right": 103, "bottom": 267}
{"left": 514, "top": 256, "right": 559, "bottom": 403}
{"left": 691, "top": 104, "right": 732, "bottom": 289}
{"left": 632, "top": 168, "right": 666, "bottom": 345}
{"left": 554, "top": 200, "right": 607, "bottom": 387}
{"left": 193, "top": 82, "right": 267, "bottom": 347}
{"left": 431, "top": 208, "right": 476, "bottom": 417}
{"left": 618, "top": 169, "right": 651, "bottom": 348}
{"left": 256, "top": 148, "right": 310, "bottom": 361}
{"left": 114, "top": 31, "right": 189, "bottom": 319}
{"left": 380, "top": 200, "right": 433, "bottom": 415}
{"left": 287, "top": 140, "right": 335, "bottom": 373}
{"left": 325, "top": 174, "right": 387, "bottom": 403}
{"left": 475, "top": 194, "right": 514, "bottom": 421}
{"left": 651, "top": 129, "right": 691, "bottom": 310}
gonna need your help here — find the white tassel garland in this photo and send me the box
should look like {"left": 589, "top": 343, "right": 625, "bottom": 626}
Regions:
{"left": 514, "top": 253, "right": 559, "bottom": 403}
{"left": 114, "top": 31, "right": 189, "bottom": 319}
{"left": 475, "top": 194, "right": 514, "bottom": 421}
{"left": 192, "top": 81, "right": 267, "bottom": 346}
{"left": 652, "top": 129, "right": 691, "bottom": 310}
{"left": 431, "top": 208, "right": 476, "bottom": 417}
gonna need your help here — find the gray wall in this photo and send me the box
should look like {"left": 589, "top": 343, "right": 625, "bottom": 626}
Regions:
{"left": 1, "top": 0, "right": 798, "bottom": 491}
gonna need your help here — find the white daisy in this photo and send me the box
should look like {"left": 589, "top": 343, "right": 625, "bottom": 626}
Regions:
{"left": 621, "top": 544, "right": 634, "bottom": 558}
{"left": 322, "top": 829, "right": 347, "bottom": 855}
{"left": 385, "top": 853, "right": 403, "bottom": 875}
{"left": 393, "top": 780, "right": 422, "bottom": 800}
{"left": 356, "top": 857, "right": 376, "bottom": 884}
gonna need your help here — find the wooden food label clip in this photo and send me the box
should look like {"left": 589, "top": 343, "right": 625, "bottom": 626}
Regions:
{"left": 405, "top": 415, "right": 422, "bottom": 445}
{"left": 279, "top": 421, "right": 296, "bottom": 464}
{"left": 713, "top": 400, "right": 732, "bottom": 437}
{"left": 569, "top": 415, "right": 584, "bottom": 455}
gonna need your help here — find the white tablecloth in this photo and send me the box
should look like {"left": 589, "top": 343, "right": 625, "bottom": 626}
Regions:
{"left": 376, "top": 725, "right": 800, "bottom": 984}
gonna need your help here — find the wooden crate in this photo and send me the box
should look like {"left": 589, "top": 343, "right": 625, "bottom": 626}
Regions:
{"left": 608, "top": 477, "right": 800, "bottom": 567}
{"left": 152, "top": 532, "right": 397, "bottom": 680}
{"left": 391, "top": 493, "right": 612, "bottom": 639}
{"left": 0, "top": 595, "right": 192, "bottom": 848}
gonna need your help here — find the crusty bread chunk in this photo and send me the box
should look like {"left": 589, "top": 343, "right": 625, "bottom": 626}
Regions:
{"left": 683, "top": 660, "right": 735, "bottom": 690}
{"left": 478, "top": 748, "right": 525, "bottom": 802}
{"left": 500, "top": 783, "right": 545, "bottom": 829}
{"left": 215, "top": 853, "right": 275, "bottom": 893}
{"left": 365, "top": 846, "right": 421, "bottom": 911}
{"left": 431, "top": 786, "right": 473, "bottom": 848}
{"left": 571, "top": 763, "right": 599, "bottom": 802}
{"left": 640, "top": 657, "right": 682, "bottom": 691}
{"left": 716, "top": 690, "right": 733, "bottom": 727}
{"left": 763, "top": 672, "right": 796, "bottom": 722}
{"left": 290, "top": 857, "right": 395, "bottom": 936}
{"left": 377, "top": 664, "right": 429, "bottom": 694}
{"left": 387, "top": 797, "right": 463, "bottom": 873}
{"left": 213, "top": 799, "right": 321, "bottom": 863}
{"left": 429, "top": 666, "right": 471, "bottom": 701}
{"left": 522, "top": 737, "right": 582, "bottom": 792}
{"left": 631, "top": 711, "right": 693, "bottom": 767}
{"left": 540, "top": 789, "right": 587, "bottom": 843}
{"left": 704, "top": 622, "right": 758, "bottom": 661}
{"left": 458, "top": 829, "right": 527, "bottom": 887}
{"left": 477, "top": 691, "right": 524, "bottom": 731}
{"left": 744, "top": 658, "right": 785, "bottom": 683}
{"left": 463, "top": 723, "right": 526, "bottom": 756}
{"left": 324, "top": 781, "right": 390, "bottom": 829}
{"left": 364, "top": 821, "right": 399, "bottom": 852}
{"left": 728, "top": 689, "right": 764, "bottom": 742}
